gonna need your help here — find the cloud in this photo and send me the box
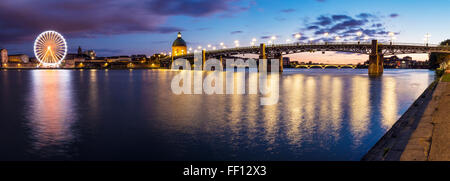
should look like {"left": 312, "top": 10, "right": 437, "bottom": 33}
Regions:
{"left": 301, "top": 12, "right": 398, "bottom": 42}
{"left": 148, "top": 0, "right": 240, "bottom": 17}
{"left": 281, "top": 8, "right": 296, "bottom": 13}
{"left": 231, "top": 31, "right": 243, "bottom": 34}
{"left": 389, "top": 13, "right": 399, "bottom": 18}
{"left": 0, "top": 0, "right": 246, "bottom": 44}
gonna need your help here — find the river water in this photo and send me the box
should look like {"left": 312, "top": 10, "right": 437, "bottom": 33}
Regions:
{"left": 0, "top": 69, "right": 434, "bottom": 160}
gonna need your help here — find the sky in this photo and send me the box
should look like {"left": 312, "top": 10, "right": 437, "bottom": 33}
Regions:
{"left": 0, "top": 0, "right": 449, "bottom": 64}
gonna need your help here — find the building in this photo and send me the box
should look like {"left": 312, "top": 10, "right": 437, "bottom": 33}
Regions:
{"left": 107, "top": 56, "right": 131, "bottom": 63}
{"left": 8, "top": 54, "right": 29, "bottom": 63}
{"left": 83, "top": 50, "right": 96, "bottom": 60}
{"left": 131, "top": 54, "right": 147, "bottom": 63}
{"left": 77, "top": 46, "right": 96, "bottom": 60}
{"left": 1, "top": 49, "right": 7, "bottom": 66}
{"left": 172, "top": 32, "right": 187, "bottom": 56}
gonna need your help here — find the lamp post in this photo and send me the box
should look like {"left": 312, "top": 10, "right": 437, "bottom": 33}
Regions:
{"left": 388, "top": 32, "right": 395, "bottom": 45}
{"left": 364, "top": 35, "right": 369, "bottom": 42}
{"left": 271, "top": 36, "right": 276, "bottom": 45}
{"left": 323, "top": 32, "right": 329, "bottom": 44}
{"left": 234, "top": 40, "right": 239, "bottom": 47}
{"left": 356, "top": 31, "right": 363, "bottom": 44}
{"left": 294, "top": 33, "right": 301, "bottom": 42}
{"left": 424, "top": 33, "right": 431, "bottom": 46}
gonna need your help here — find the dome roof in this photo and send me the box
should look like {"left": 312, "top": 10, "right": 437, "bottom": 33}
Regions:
{"left": 172, "top": 32, "right": 187, "bottom": 47}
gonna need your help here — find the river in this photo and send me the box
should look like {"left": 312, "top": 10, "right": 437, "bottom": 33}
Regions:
{"left": 0, "top": 68, "right": 434, "bottom": 160}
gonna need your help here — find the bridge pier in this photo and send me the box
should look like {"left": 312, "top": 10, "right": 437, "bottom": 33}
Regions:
{"left": 368, "top": 40, "right": 383, "bottom": 76}
{"left": 202, "top": 49, "right": 206, "bottom": 70}
{"left": 276, "top": 53, "right": 283, "bottom": 72}
{"left": 259, "top": 43, "right": 267, "bottom": 59}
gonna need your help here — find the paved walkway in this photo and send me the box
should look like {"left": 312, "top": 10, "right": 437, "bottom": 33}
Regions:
{"left": 363, "top": 73, "right": 450, "bottom": 161}
{"left": 401, "top": 79, "right": 450, "bottom": 160}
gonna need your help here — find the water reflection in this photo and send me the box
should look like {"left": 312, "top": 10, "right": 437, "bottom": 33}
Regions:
{"left": 0, "top": 69, "right": 434, "bottom": 161}
{"left": 350, "top": 76, "right": 370, "bottom": 147}
{"left": 381, "top": 77, "right": 398, "bottom": 129}
{"left": 26, "top": 70, "right": 76, "bottom": 159}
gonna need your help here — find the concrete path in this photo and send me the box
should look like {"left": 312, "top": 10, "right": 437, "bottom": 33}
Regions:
{"left": 363, "top": 73, "right": 450, "bottom": 161}
{"left": 401, "top": 80, "right": 450, "bottom": 161}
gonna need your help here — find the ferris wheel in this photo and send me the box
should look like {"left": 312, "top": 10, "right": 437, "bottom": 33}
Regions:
{"left": 34, "top": 30, "right": 67, "bottom": 66}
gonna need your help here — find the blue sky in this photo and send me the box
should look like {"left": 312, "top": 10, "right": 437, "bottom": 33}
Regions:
{"left": 1, "top": 0, "right": 449, "bottom": 63}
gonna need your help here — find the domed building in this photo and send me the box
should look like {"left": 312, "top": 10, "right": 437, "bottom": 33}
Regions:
{"left": 172, "top": 32, "right": 187, "bottom": 56}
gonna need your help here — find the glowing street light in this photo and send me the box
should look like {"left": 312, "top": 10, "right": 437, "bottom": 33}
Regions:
{"left": 356, "top": 31, "right": 363, "bottom": 43}
{"left": 234, "top": 40, "right": 239, "bottom": 44}
{"left": 220, "top": 42, "right": 224, "bottom": 46}
{"left": 424, "top": 33, "right": 431, "bottom": 46}
{"left": 309, "top": 37, "right": 314, "bottom": 43}
{"left": 388, "top": 32, "right": 395, "bottom": 44}
{"left": 294, "top": 33, "right": 301, "bottom": 39}
{"left": 212, "top": 46, "right": 216, "bottom": 50}
{"left": 286, "top": 39, "right": 291, "bottom": 43}
{"left": 356, "top": 31, "right": 363, "bottom": 37}
{"left": 323, "top": 32, "right": 329, "bottom": 43}
{"left": 207, "top": 44, "right": 211, "bottom": 48}
{"left": 364, "top": 35, "right": 369, "bottom": 41}
{"left": 252, "top": 38, "right": 257, "bottom": 42}
{"left": 189, "top": 47, "right": 192, "bottom": 51}
{"left": 250, "top": 41, "right": 255, "bottom": 46}
{"left": 335, "top": 36, "right": 340, "bottom": 41}
{"left": 197, "top": 46, "right": 202, "bottom": 49}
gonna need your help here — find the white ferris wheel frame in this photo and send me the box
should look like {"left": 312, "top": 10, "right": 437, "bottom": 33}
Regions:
{"left": 33, "top": 30, "right": 68, "bottom": 67}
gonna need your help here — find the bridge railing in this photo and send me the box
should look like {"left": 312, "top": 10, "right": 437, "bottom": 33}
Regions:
{"left": 170, "top": 41, "right": 449, "bottom": 58}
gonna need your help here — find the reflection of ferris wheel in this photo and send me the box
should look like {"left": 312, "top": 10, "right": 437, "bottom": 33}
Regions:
{"left": 34, "top": 31, "right": 67, "bottom": 66}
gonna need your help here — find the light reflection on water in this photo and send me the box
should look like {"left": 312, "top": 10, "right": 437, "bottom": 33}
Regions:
{"left": 0, "top": 69, "right": 434, "bottom": 160}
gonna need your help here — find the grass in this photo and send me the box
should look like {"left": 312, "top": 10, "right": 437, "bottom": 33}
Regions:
{"left": 442, "top": 73, "right": 450, "bottom": 82}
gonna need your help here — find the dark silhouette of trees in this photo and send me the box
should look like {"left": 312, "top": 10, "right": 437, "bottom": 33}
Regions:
{"left": 440, "top": 39, "right": 450, "bottom": 46}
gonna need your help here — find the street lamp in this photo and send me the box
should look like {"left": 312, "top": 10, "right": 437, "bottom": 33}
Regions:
{"left": 388, "top": 32, "right": 395, "bottom": 45}
{"left": 364, "top": 35, "right": 369, "bottom": 42}
{"left": 252, "top": 38, "right": 257, "bottom": 42}
{"left": 286, "top": 39, "right": 291, "bottom": 43}
{"left": 309, "top": 37, "right": 314, "bottom": 44}
{"left": 335, "top": 36, "right": 340, "bottom": 43}
{"left": 356, "top": 31, "right": 363, "bottom": 44}
{"left": 323, "top": 32, "right": 329, "bottom": 43}
{"left": 424, "top": 33, "right": 431, "bottom": 46}
{"left": 271, "top": 36, "right": 276, "bottom": 44}
{"left": 294, "top": 33, "right": 301, "bottom": 41}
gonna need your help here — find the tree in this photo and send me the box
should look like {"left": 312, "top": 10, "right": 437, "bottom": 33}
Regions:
{"left": 429, "top": 39, "right": 450, "bottom": 69}
{"left": 440, "top": 39, "right": 450, "bottom": 46}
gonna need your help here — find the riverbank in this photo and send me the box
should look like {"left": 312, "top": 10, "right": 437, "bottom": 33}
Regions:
{"left": 362, "top": 72, "right": 450, "bottom": 161}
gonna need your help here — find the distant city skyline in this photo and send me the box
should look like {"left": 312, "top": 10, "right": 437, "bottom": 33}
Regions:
{"left": 0, "top": 0, "right": 449, "bottom": 63}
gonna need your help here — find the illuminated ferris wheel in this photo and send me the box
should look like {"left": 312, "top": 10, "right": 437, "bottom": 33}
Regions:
{"left": 34, "top": 31, "right": 67, "bottom": 66}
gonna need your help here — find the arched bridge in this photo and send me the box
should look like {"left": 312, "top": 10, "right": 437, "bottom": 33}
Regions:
{"left": 295, "top": 64, "right": 357, "bottom": 69}
{"left": 167, "top": 40, "right": 450, "bottom": 75}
